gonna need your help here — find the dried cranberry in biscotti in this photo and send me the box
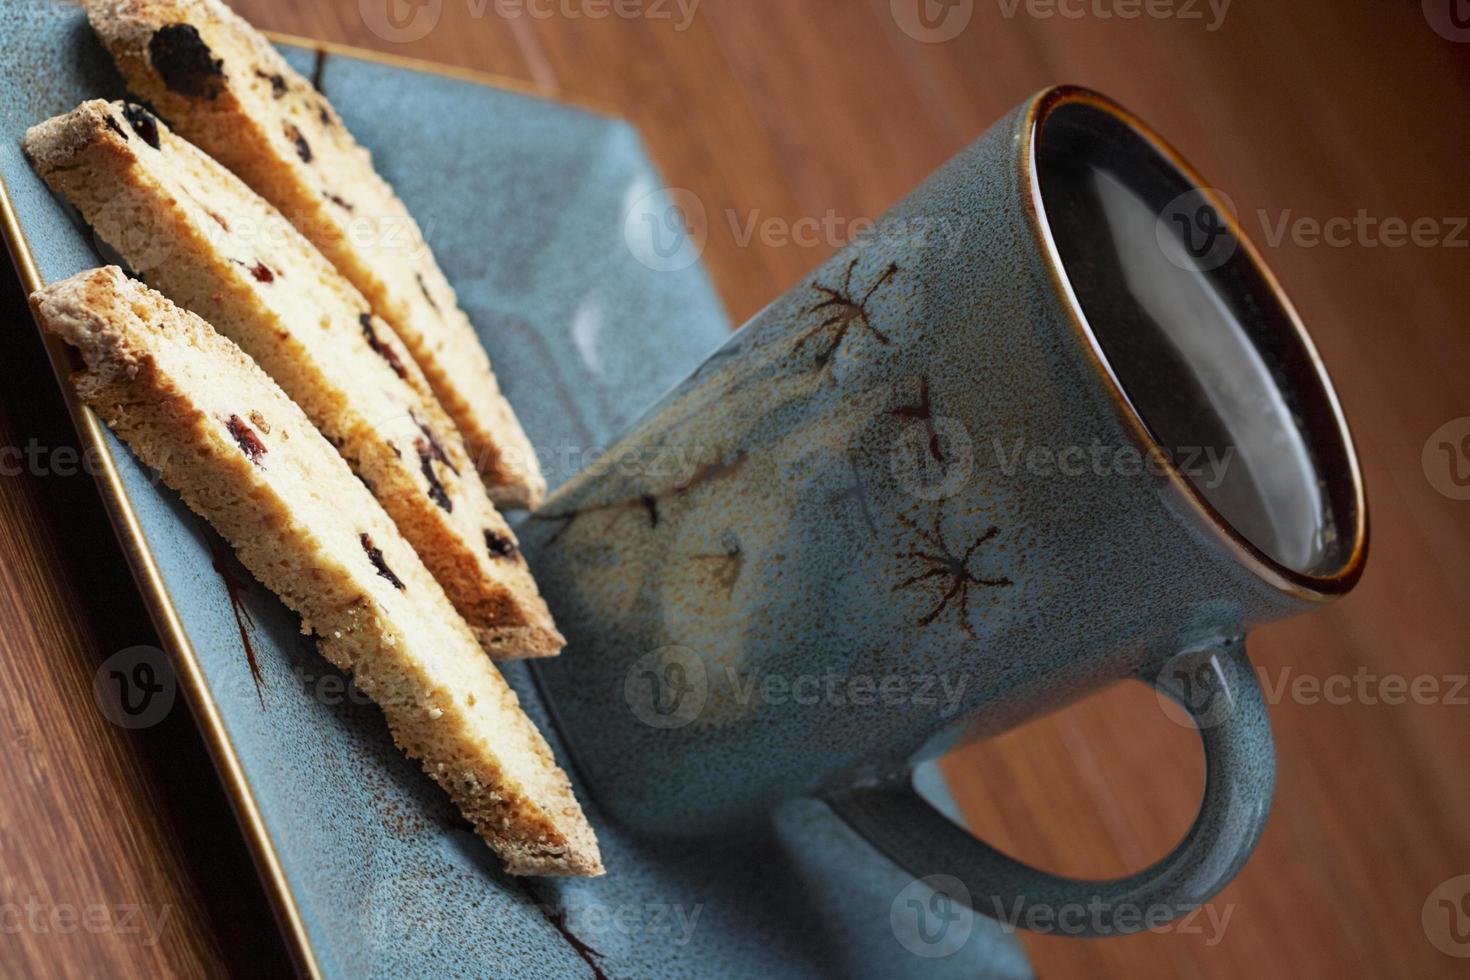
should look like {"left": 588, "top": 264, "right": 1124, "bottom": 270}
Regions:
{"left": 416, "top": 273, "right": 440, "bottom": 313}
{"left": 148, "top": 24, "right": 225, "bottom": 99}
{"left": 416, "top": 439, "right": 453, "bottom": 513}
{"left": 411, "top": 413, "right": 457, "bottom": 475}
{"left": 360, "top": 533, "right": 406, "bottom": 590}
{"left": 226, "top": 414, "right": 267, "bottom": 465}
{"left": 287, "top": 123, "right": 312, "bottom": 163}
{"left": 359, "top": 314, "right": 408, "bottom": 380}
{"left": 254, "top": 68, "right": 288, "bottom": 98}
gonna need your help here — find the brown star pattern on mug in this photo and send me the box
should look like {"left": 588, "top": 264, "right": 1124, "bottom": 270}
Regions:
{"left": 793, "top": 258, "right": 900, "bottom": 375}
{"left": 891, "top": 509, "right": 1012, "bottom": 639}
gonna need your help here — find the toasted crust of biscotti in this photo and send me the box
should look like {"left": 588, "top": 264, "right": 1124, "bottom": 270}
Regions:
{"left": 31, "top": 267, "right": 601, "bottom": 877}
{"left": 24, "top": 99, "right": 560, "bottom": 659}
{"left": 87, "top": 0, "right": 546, "bottom": 509}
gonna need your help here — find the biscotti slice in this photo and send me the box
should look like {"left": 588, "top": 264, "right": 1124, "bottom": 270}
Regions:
{"left": 24, "top": 99, "right": 560, "bottom": 660}
{"left": 88, "top": 0, "right": 546, "bottom": 509}
{"left": 31, "top": 266, "right": 601, "bottom": 877}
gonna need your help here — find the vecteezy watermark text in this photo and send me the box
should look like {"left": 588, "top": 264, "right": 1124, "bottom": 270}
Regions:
{"left": 726, "top": 209, "right": 971, "bottom": 255}
{"left": 987, "top": 894, "right": 1235, "bottom": 942}
{"left": 360, "top": 0, "right": 700, "bottom": 44}
{"left": 994, "top": 0, "right": 1232, "bottom": 31}
{"left": 1256, "top": 210, "right": 1469, "bottom": 250}
{"left": 888, "top": 874, "right": 1233, "bottom": 958}
{"left": 0, "top": 898, "right": 173, "bottom": 947}
{"left": 1158, "top": 189, "right": 1469, "bottom": 273}
{"left": 0, "top": 439, "right": 109, "bottom": 479}
{"left": 625, "top": 646, "right": 970, "bottom": 729}
{"left": 1157, "top": 661, "right": 1470, "bottom": 732}
{"left": 623, "top": 186, "right": 974, "bottom": 272}
{"left": 366, "top": 869, "right": 704, "bottom": 948}
{"left": 991, "top": 436, "right": 1236, "bottom": 489}
{"left": 722, "top": 670, "right": 969, "bottom": 712}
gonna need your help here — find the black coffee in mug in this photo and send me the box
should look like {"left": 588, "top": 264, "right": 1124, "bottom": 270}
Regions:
{"left": 1036, "top": 102, "right": 1352, "bottom": 577}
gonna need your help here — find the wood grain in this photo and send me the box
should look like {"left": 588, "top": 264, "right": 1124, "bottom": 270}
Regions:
{"left": 3, "top": 0, "right": 1467, "bottom": 976}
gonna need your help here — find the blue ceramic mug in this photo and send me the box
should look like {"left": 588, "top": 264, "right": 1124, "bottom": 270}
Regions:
{"left": 521, "top": 86, "right": 1367, "bottom": 935}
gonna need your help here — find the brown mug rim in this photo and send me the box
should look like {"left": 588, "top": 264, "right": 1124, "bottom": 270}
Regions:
{"left": 1019, "top": 84, "right": 1369, "bottom": 602}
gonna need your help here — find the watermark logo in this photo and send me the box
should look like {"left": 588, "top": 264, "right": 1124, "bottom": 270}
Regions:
{"left": 364, "top": 868, "right": 448, "bottom": 945}
{"left": 1423, "top": 875, "right": 1470, "bottom": 957}
{"left": 891, "top": 413, "right": 974, "bottom": 500}
{"left": 92, "top": 645, "right": 176, "bottom": 730}
{"left": 361, "top": 0, "right": 444, "bottom": 42}
{"left": 624, "top": 187, "right": 708, "bottom": 272}
{"left": 1424, "top": 0, "right": 1470, "bottom": 42}
{"left": 891, "top": 0, "right": 976, "bottom": 43}
{"left": 1154, "top": 648, "right": 1235, "bottom": 731}
{"left": 1423, "top": 417, "right": 1470, "bottom": 500}
{"left": 625, "top": 645, "right": 709, "bottom": 729}
{"left": 1157, "top": 187, "right": 1238, "bottom": 272}
{"left": 890, "top": 874, "right": 974, "bottom": 958}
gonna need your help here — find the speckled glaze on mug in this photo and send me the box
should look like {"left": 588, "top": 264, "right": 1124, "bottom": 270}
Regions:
{"left": 522, "top": 86, "right": 1367, "bottom": 934}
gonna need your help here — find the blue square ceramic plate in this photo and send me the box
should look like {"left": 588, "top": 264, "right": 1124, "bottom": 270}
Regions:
{"left": 0, "top": 2, "right": 1029, "bottom": 976}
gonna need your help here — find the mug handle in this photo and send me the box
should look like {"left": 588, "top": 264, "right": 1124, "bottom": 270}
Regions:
{"left": 825, "top": 638, "right": 1274, "bottom": 937}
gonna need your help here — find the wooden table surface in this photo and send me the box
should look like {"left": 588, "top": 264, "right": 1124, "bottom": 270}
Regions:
{"left": 3, "top": 0, "right": 1468, "bottom": 976}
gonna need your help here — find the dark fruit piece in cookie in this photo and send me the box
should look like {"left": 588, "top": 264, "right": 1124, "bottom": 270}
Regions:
{"left": 254, "top": 68, "right": 287, "bottom": 98}
{"left": 360, "top": 533, "right": 405, "bottom": 590}
{"left": 485, "top": 530, "right": 518, "bottom": 561}
{"left": 148, "top": 23, "right": 224, "bottom": 99}
{"left": 226, "top": 413, "right": 267, "bottom": 465}
{"left": 417, "top": 440, "right": 453, "bottom": 513}
{"left": 360, "top": 313, "right": 408, "bottom": 380}
{"left": 122, "top": 103, "right": 160, "bottom": 148}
